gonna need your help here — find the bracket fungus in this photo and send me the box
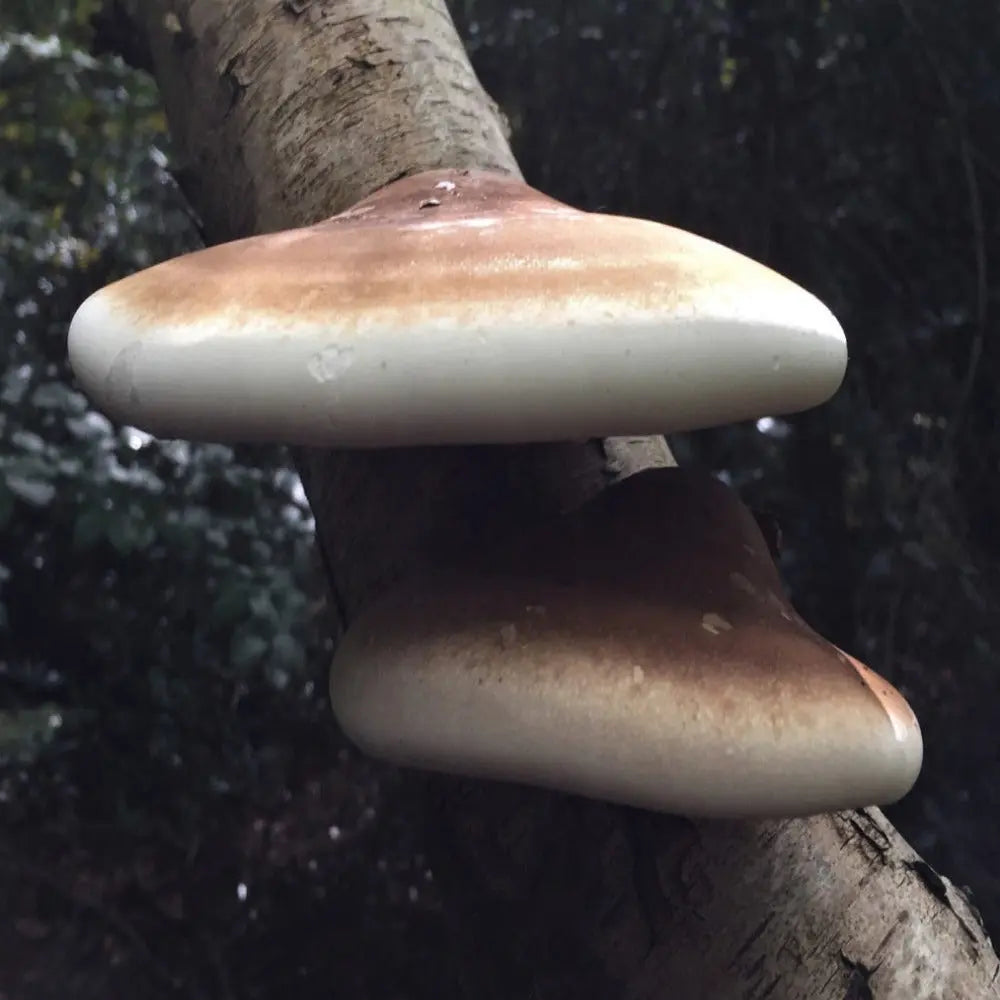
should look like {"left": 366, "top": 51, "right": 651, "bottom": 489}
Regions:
{"left": 330, "top": 467, "right": 922, "bottom": 818}
{"left": 67, "top": 168, "right": 922, "bottom": 817}
{"left": 69, "top": 169, "right": 846, "bottom": 447}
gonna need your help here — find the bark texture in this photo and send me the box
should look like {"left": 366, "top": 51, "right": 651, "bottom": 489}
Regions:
{"left": 422, "top": 786, "right": 998, "bottom": 999}
{"left": 109, "top": 1, "right": 999, "bottom": 996}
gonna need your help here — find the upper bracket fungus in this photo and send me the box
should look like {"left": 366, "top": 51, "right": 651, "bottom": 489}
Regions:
{"left": 69, "top": 169, "right": 846, "bottom": 448}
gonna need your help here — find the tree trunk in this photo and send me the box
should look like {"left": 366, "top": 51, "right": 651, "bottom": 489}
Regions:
{"left": 104, "top": 1, "right": 1000, "bottom": 996}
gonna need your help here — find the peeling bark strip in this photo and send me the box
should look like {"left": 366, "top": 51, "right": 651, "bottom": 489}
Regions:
{"left": 107, "top": 1, "right": 1000, "bottom": 996}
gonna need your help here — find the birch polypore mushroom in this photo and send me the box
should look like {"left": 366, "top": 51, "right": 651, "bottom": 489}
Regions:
{"left": 330, "top": 467, "right": 922, "bottom": 818}
{"left": 67, "top": 169, "right": 846, "bottom": 447}
{"left": 66, "top": 168, "right": 906, "bottom": 816}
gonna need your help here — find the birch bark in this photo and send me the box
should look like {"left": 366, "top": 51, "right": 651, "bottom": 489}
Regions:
{"left": 100, "top": 2, "right": 999, "bottom": 995}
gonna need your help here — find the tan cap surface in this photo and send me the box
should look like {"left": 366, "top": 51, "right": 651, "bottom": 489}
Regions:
{"left": 69, "top": 169, "right": 846, "bottom": 447}
{"left": 329, "top": 467, "right": 922, "bottom": 818}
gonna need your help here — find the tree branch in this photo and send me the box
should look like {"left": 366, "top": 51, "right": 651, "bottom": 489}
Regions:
{"left": 96, "top": 1, "right": 1000, "bottom": 996}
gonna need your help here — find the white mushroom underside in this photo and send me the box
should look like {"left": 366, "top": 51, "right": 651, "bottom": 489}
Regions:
{"left": 331, "top": 637, "right": 921, "bottom": 819}
{"left": 329, "top": 583, "right": 923, "bottom": 819}
{"left": 68, "top": 299, "right": 846, "bottom": 446}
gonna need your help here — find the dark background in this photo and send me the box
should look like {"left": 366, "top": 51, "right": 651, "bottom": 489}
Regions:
{"left": 1, "top": 1, "right": 998, "bottom": 996}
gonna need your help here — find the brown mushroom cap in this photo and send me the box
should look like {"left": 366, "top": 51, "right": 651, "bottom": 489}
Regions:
{"left": 68, "top": 169, "right": 846, "bottom": 447}
{"left": 329, "top": 467, "right": 921, "bottom": 818}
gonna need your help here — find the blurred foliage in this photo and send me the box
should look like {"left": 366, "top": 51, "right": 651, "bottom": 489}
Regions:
{"left": 0, "top": 6, "right": 441, "bottom": 997}
{"left": 1, "top": 0, "right": 998, "bottom": 996}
